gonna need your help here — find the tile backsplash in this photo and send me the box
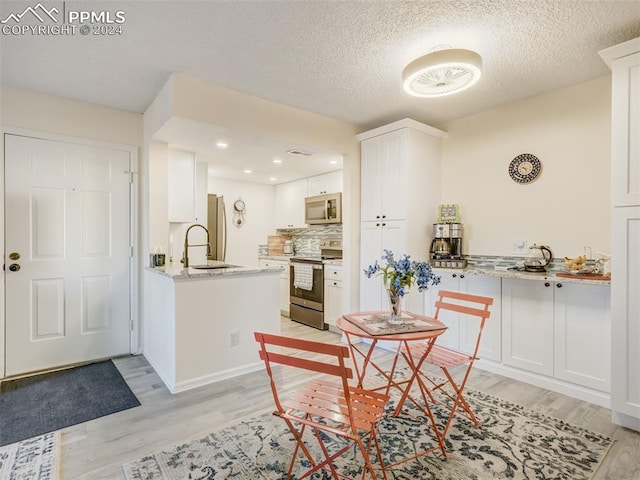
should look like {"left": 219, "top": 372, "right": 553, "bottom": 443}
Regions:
{"left": 259, "top": 224, "right": 342, "bottom": 257}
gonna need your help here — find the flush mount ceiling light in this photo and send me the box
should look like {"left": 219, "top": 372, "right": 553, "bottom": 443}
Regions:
{"left": 402, "top": 48, "right": 482, "bottom": 98}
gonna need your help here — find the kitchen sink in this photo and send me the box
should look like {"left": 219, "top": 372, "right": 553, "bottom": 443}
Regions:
{"left": 190, "top": 263, "right": 239, "bottom": 270}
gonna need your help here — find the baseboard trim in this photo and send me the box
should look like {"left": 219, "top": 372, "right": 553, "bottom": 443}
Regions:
{"left": 612, "top": 410, "right": 640, "bottom": 432}
{"left": 474, "top": 359, "right": 610, "bottom": 408}
{"left": 171, "top": 362, "right": 265, "bottom": 394}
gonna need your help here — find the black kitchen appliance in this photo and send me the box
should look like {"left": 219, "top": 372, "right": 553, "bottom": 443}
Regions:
{"left": 429, "top": 223, "right": 466, "bottom": 268}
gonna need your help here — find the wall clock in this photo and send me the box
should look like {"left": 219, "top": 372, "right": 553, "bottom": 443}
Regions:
{"left": 233, "top": 199, "right": 246, "bottom": 212}
{"left": 509, "top": 153, "right": 542, "bottom": 183}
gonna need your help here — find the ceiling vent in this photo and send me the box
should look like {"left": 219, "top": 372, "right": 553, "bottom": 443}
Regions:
{"left": 286, "top": 149, "right": 312, "bottom": 156}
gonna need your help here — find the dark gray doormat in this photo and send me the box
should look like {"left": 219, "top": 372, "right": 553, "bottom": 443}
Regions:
{"left": 0, "top": 359, "right": 140, "bottom": 447}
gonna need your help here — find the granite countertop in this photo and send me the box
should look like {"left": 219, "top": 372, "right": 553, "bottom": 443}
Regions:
{"left": 259, "top": 255, "right": 293, "bottom": 262}
{"left": 147, "top": 262, "right": 281, "bottom": 281}
{"left": 259, "top": 255, "right": 343, "bottom": 266}
{"left": 434, "top": 265, "right": 611, "bottom": 286}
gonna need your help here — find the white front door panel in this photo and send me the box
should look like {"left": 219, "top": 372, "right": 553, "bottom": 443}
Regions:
{"left": 4, "top": 134, "right": 131, "bottom": 376}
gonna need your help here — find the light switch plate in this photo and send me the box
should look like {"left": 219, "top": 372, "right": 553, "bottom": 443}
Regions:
{"left": 512, "top": 239, "right": 527, "bottom": 254}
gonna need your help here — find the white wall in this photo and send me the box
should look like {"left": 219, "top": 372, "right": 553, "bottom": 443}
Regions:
{"left": 439, "top": 76, "right": 611, "bottom": 259}
{"left": 208, "top": 176, "right": 276, "bottom": 266}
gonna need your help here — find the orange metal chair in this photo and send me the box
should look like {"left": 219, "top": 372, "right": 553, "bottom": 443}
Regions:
{"left": 254, "top": 331, "right": 390, "bottom": 480}
{"left": 401, "top": 290, "right": 493, "bottom": 438}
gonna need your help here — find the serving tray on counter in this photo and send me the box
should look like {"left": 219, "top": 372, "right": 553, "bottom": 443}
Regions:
{"left": 556, "top": 272, "right": 610, "bottom": 281}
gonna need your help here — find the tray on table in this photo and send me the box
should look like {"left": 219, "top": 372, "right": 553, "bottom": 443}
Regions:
{"left": 343, "top": 312, "right": 447, "bottom": 336}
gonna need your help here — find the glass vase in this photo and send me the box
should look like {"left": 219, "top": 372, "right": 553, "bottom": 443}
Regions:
{"left": 387, "top": 289, "right": 404, "bottom": 324}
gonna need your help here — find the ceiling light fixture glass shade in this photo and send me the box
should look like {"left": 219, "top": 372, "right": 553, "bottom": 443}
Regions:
{"left": 402, "top": 48, "right": 482, "bottom": 97}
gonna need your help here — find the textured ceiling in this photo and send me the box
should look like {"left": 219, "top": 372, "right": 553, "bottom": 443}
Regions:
{"left": 2, "top": 0, "right": 639, "bottom": 131}
{"left": 2, "top": 1, "right": 640, "bottom": 185}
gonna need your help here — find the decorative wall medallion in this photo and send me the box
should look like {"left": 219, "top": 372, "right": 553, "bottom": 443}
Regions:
{"left": 508, "top": 153, "right": 542, "bottom": 183}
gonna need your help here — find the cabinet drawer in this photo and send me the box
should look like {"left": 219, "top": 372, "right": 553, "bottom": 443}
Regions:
{"left": 324, "top": 265, "right": 343, "bottom": 280}
{"left": 259, "top": 260, "right": 288, "bottom": 272}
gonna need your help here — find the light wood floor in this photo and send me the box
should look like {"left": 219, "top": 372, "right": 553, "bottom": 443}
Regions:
{"left": 59, "top": 317, "right": 640, "bottom": 480}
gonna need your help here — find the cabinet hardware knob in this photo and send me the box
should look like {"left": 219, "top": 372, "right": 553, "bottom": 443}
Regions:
{"left": 381, "top": 223, "right": 386, "bottom": 227}
{"left": 376, "top": 215, "right": 380, "bottom": 219}
{"left": 460, "top": 274, "right": 465, "bottom": 279}
{"left": 376, "top": 223, "right": 380, "bottom": 227}
{"left": 556, "top": 283, "right": 563, "bottom": 288}
{"left": 452, "top": 274, "right": 457, "bottom": 278}
{"left": 382, "top": 215, "right": 386, "bottom": 218}
{"left": 544, "top": 282, "right": 550, "bottom": 287}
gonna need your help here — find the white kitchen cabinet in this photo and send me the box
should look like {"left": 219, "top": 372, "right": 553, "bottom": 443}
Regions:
{"left": 502, "top": 278, "right": 555, "bottom": 376}
{"left": 601, "top": 42, "right": 640, "bottom": 207}
{"left": 168, "top": 148, "right": 207, "bottom": 224}
{"left": 554, "top": 282, "right": 611, "bottom": 392}
{"left": 357, "top": 119, "right": 445, "bottom": 314}
{"left": 502, "top": 277, "right": 611, "bottom": 391}
{"left": 612, "top": 206, "right": 640, "bottom": 418}
{"left": 359, "top": 219, "right": 407, "bottom": 311}
{"left": 424, "top": 272, "right": 502, "bottom": 362}
{"left": 600, "top": 36, "right": 640, "bottom": 431}
{"left": 194, "top": 161, "right": 207, "bottom": 224}
{"left": 168, "top": 148, "right": 195, "bottom": 223}
{"left": 259, "top": 259, "right": 290, "bottom": 316}
{"left": 275, "top": 179, "right": 307, "bottom": 228}
{"left": 359, "top": 128, "right": 406, "bottom": 222}
{"left": 323, "top": 265, "right": 343, "bottom": 326}
{"left": 307, "top": 171, "right": 343, "bottom": 196}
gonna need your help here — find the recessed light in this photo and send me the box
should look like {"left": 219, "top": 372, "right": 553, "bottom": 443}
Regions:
{"left": 216, "top": 141, "right": 228, "bottom": 149}
{"left": 329, "top": 160, "right": 338, "bottom": 165}
{"left": 273, "top": 158, "right": 282, "bottom": 164}
{"left": 269, "top": 177, "right": 277, "bottom": 182}
{"left": 243, "top": 169, "right": 252, "bottom": 174}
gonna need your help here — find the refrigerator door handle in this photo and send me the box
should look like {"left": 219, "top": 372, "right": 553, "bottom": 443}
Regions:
{"left": 222, "top": 199, "right": 227, "bottom": 262}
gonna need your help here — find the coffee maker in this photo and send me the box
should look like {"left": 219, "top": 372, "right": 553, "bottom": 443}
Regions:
{"left": 430, "top": 223, "right": 466, "bottom": 268}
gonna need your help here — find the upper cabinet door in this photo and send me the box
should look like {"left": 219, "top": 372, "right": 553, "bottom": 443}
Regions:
{"left": 275, "top": 178, "right": 308, "bottom": 228}
{"left": 360, "top": 136, "right": 384, "bottom": 222}
{"left": 360, "top": 129, "right": 408, "bottom": 222}
{"left": 307, "top": 171, "right": 343, "bottom": 196}
{"left": 168, "top": 148, "right": 196, "bottom": 223}
{"left": 611, "top": 51, "right": 640, "bottom": 206}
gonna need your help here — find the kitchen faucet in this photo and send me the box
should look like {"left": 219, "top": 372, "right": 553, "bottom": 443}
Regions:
{"left": 182, "top": 224, "right": 211, "bottom": 268}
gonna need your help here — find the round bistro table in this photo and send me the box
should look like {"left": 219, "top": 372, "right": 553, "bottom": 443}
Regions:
{"left": 336, "top": 311, "right": 448, "bottom": 459}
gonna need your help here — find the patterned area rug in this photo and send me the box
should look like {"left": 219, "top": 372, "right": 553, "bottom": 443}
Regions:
{"left": 0, "top": 432, "right": 59, "bottom": 480}
{"left": 122, "top": 385, "right": 613, "bottom": 480}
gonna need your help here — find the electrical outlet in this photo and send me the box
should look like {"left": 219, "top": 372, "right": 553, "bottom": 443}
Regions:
{"left": 229, "top": 332, "right": 240, "bottom": 347}
{"left": 512, "top": 239, "right": 527, "bottom": 254}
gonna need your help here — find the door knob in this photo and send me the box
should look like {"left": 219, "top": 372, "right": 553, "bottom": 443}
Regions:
{"left": 8, "top": 263, "right": 20, "bottom": 272}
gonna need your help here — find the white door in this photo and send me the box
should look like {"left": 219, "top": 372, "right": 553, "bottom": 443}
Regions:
{"left": 4, "top": 134, "right": 132, "bottom": 376}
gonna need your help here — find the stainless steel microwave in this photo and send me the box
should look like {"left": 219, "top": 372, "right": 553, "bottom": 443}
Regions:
{"left": 305, "top": 193, "right": 342, "bottom": 225}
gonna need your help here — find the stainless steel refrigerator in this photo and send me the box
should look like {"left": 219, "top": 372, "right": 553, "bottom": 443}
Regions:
{"left": 206, "top": 194, "right": 227, "bottom": 261}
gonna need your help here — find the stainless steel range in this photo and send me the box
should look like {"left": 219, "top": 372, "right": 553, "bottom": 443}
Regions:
{"left": 289, "top": 240, "right": 342, "bottom": 330}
